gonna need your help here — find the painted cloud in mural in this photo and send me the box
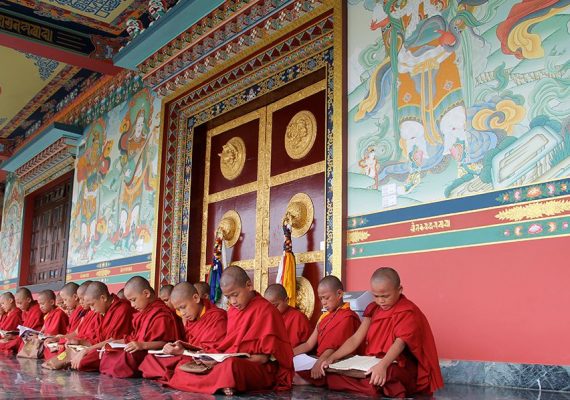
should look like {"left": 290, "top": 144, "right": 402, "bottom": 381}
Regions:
{"left": 0, "top": 176, "right": 24, "bottom": 281}
{"left": 67, "top": 88, "right": 160, "bottom": 267}
{"left": 347, "top": 0, "right": 570, "bottom": 216}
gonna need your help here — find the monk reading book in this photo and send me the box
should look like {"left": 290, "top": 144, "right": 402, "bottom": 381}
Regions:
{"left": 139, "top": 281, "right": 227, "bottom": 380}
{"left": 264, "top": 283, "right": 312, "bottom": 348}
{"left": 26, "top": 290, "right": 68, "bottom": 358}
{"left": 99, "top": 276, "right": 180, "bottom": 378}
{"left": 0, "top": 288, "right": 43, "bottom": 353}
{"left": 0, "top": 292, "right": 22, "bottom": 333}
{"left": 166, "top": 266, "right": 293, "bottom": 395}
{"left": 293, "top": 276, "right": 361, "bottom": 386}
{"left": 70, "top": 281, "right": 133, "bottom": 372}
{"left": 321, "top": 267, "right": 444, "bottom": 398}
{"left": 159, "top": 283, "right": 185, "bottom": 339}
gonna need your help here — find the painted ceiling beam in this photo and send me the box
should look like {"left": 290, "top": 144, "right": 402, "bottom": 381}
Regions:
{"left": 114, "top": 0, "right": 225, "bottom": 70}
{"left": 0, "top": 32, "right": 122, "bottom": 75}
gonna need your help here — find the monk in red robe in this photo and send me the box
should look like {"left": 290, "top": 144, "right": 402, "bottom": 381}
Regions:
{"left": 159, "top": 283, "right": 185, "bottom": 339}
{"left": 264, "top": 283, "right": 311, "bottom": 347}
{"left": 194, "top": 281, "right": 212, "bottom": 303}
{"left": 0, "top": 292, "right": 22, "bottom": 332}
{"left": 166, "top": 266, "right": 294, "bottom": 395}
{"left": 38, "top": 290, "right": 69, "bottom": 337}
{"left": 99, "top": 276, "right": 180, "bottom": 378}
{"left": 140, "top": 281, "right": 227, "bottom": 380}
{"left": 0, "top": 287, "right": 43, "bottom": 353}
{"left": 70, "top": 281, "right": 133, "bottom": 372}
{"left": 293, "top": 276, "right": 361, "bottom": 386}
{"left": 322, "top": 267, "right": 444, "bottom": 398}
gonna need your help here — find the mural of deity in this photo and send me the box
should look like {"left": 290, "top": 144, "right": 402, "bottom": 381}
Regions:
{"left": 68, "top": 88, "right": 160, "bottom": 267}
{"left": 348, "top": 0, "right": 570, "bottom": 215}
{"left": 0, "top": 177, "right": 23, "bottom": 281}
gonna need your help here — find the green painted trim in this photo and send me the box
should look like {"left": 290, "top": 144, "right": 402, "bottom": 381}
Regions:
{"left": 113, "top": 0, "right": 225, "bottom": 70}
{"left": 348, "top": 216, "right": 570, "bottom": 258}
{"left": 1, "top": 123, "right": 82, "bottom": 172}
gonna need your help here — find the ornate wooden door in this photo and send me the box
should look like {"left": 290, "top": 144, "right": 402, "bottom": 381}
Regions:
{"left": 199, "top": 81, "right": 326, "bottom": 317}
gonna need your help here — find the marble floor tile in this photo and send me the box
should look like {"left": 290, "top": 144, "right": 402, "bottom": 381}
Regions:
{"left": 0, "top": 356, "right": 569, "bottom": 399}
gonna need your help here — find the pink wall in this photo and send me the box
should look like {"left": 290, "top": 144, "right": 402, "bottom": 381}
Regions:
{"left": 346, "top": 236, "right": 570, "bottom": 365}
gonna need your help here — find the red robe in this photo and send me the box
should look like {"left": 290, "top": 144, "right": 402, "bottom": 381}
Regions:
{"left": 75, "top": 309, "right": 101, "bottom": 344}
{"left": 139, "top": 301, "right": 227, "bottom": 380}
{"left": 100, "top": 299, "right": 180, "bottom": 378}
{"left": 46, "top": 308, "right": 95, "bottom": 361}
{"left": 78, "top": 295, "right": 134, "bottom": 372}
{"left": 298, "top": 303, "right": 361, "bottom": 385}
{"left": 67, "top": 306, "right": 85, "bottom": 334}
{"left": 0, "top": 307, "right": 22, "bottom": 330}
{"left": 282, "top": 306, "right": 312, "bottom": 348}
{"left": 0, "top": 301, "right": 43, "bottom": 354}
{"left": 327, "top": 296, "right": 444, "bottom": 397}
{"left": 42, "top": 307, "right": 69, "bottom": 336}
{"left": 166, "top": 292, "right": 293, "bottom": 394}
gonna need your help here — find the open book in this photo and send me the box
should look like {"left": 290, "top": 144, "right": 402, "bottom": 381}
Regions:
{"left": 293, "top": 354, "right": 318, "bottom": 372}
{"left": 101, "top": 342, "right": 128, "bottom": 352}
{"left": 17, "top": 325, "right": 41, "bottom": 337}
{"left": 0, "top": 329, "right": 19, "bottom": 337}
{"left": 189, "top": 353, "right": 250, "bottom": 363}
{"left": 67, "top": 345, "right": 88, "bottom": 352}
{"left": 147, "top": 341, "right": 204, "bottom": 357}
{"left": 45, "top": 342, "right": 60, "bottom": 353}
{"left": 327, "top": 355, "right": 383, "bottom": 378}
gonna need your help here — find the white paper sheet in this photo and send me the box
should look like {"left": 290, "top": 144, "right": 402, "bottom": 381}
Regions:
{"left": 328, "top": 355, "right": 381, "bottom": 372}
{"left": 293, "top": 354, "right": 317, "bottom": 372}
{"left": 190, "top": 352, "right": 249, "bottom": 362}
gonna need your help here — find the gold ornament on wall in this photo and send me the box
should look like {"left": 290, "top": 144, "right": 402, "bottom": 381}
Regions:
{"left": 285, "top": 110, "right": 317, "bottom": 159}
{"left": 283, "top": 192, "right": 314, "bottom": 238}
{"left": 296, "top": 276, "right": 315, "bottom": 318}
{"left": 217, "top": 210, "right": 242, "bottom": 248}
{"left": 218, "top": 136, "right": 246, "bottom": 180}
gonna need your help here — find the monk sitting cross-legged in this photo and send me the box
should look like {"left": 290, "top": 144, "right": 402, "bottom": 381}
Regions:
{"left": 293, "top": 276, "right": 361, "bottom": 386}
{"left": 158, "top": 284, "right": 185, "bottom": 339}
{"left": 264, "top": 283, "right": 312, "bottom": 348}
{"left": 139, "top": 281, "right": 227, "bottom": 380}
{"left": 70, "top": 281, "right": 134, "bottom": 372}
{"left": 99, "top": 276, "right": 181, "bottom": 378}
{"left": 166, "top": 266, "right": 294, "bottom": 396}
{"left": 322, "top": 267, "right": 444, "bottom": 398}
{"left": 0, "top": 287, "right": 44, "bottom": 354}
{"left": 0, "top": 292, "right": 22, "bottom": 333}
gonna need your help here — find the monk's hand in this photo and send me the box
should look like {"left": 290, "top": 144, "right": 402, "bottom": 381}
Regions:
{"left": 320, "top": 357, "right": 335, "bottom": 375}
{"left": 125, "top": 341, "right": 145, "bottom": 353}
{"left": 367, "top": 361, "right": 388, "bottom": 387}
{"left": 311, "top": 360, "right": 325, "bottom": 380}
{"left": 163, "top": 342, "right": 183, "bottom": 355}
{"left": 66, "top": 338, "right": 79, "bottom": 346}
{"left": 70, "top": 349, "right": 88, "bottom": 370}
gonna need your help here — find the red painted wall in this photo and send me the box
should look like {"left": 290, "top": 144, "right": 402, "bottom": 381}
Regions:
{"left": 346, "top": 236, "right": 570, "bottom": 365}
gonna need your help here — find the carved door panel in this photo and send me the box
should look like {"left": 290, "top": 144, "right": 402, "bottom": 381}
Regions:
{"left": 200, "top": 81, "right": 326, "bottom": 317}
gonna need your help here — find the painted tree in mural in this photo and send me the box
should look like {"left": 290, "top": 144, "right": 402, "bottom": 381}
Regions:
{"left": 68, "top": 88, "right": 160, "bottom": 266}
{"left": 348, "top": 0, "right": 570, "bottom": 215}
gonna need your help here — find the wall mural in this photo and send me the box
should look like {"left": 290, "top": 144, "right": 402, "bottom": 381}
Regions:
{"left": 67, "top": 88, "right": 160, "bottom": 268}
{"left": 0, "top": 175, "right": 24, "bottom": 282}
{"left": 347, "top": 0, "right": 570, "bottom": 216}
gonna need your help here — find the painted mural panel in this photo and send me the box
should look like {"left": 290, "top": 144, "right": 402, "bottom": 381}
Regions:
{"left": 347, "top": 0, "right": 570, "bottom": 216}
{"left": 0, "top": 175, "right": 24, "bottom": 282}
{"left": 67, "top": 88, "right": 160, "bottom": 268}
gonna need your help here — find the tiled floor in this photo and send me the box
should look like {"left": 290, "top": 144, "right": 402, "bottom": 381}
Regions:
{"left": 0, "top": 356, "right": 569, "bottom": 399}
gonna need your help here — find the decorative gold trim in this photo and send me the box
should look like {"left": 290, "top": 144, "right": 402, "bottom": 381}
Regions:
{"left": 266, "top": 80, "right": 327, "bottom": 114}
{"left": 495, "top": 199, "right": 570, "bottom": 222}
{"left": 296, "top": 276, "right": 315, "bottom": 318}
{"left": 285, "top": 110, "right": 317, "bottom": 160}
{"left": 256, "top": 109, "right": 269, "bottom": 292}
{"left": 219, "top": 136, "right": 246, "bottom": 181}
{"left": 217, "top": 209, "right": 242, "bottom": 248}
{"left": 284, "top": 193, "right": 314, "bottom": 238}
{"left": 208, "top": 182, "right": 258, "bottom": 203}
{"left": 331, "top": 0, "right": 344, "bottom": 279}
{"left": 347, "top": 230, "right": 370, "bottom": 244}
{"left": 269, "top": 161, "right": 325, "bottom": 187}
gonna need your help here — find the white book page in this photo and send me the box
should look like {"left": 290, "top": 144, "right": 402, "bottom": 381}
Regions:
{"left": 191, "top": 353, "right": 249, "bottom": 362}
{"left": 107, "top": 342, "right": 128, "bottom": 349}
{"left": 293, "top": 354, "right": 317, "bottom": 372}
{"left": 329, "top": 355, "right": 382, "bottom": 372}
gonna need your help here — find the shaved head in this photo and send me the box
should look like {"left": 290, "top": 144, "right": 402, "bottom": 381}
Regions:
{"left": 125, "top": 276, "right": 154, "bottom": 295}
{"left": 86, "top": 281, "right": 110, "bottom": 298}
{"left": 16, "top": 287, "right": 33, "bottom": 299}
{"left": 1, "top": 292, "right": 14, "bottom": 301}
{"left": 220, "top": 266, "right": 251, "bottom": 289}
{"left": 171, "top": 282, "right": 198, "bottom": 302}
{"left": 160, "top": 284, "right": 174, "bottom": 296}
{"left": 117, "top": 288, "right": 125, "bottom": 299}
{"left": 318, "top": 275, "right": 344, "bottom": 292}
{"left": 61, "top": 282, "right": 79, "bottom": 296}
{"left": 264, "top": 284, "right": 288, "bottom": 301}
{"left": 39, "top": 290, "right": 56, "bottom": 301}
{"left": 371, "top": 267, "right": 401, "bottom": 289}
{"left": 77, "top": 280, "right": 92, "bottom": 297}
{"left": 194, "top": 282, "right": 210, "bottom": 299}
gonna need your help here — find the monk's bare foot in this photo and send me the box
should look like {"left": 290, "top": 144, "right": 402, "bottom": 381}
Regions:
{"left": 222, "top": 387, "right": 235, "bottom": 396}
{"left": 293, "top": 373, "right": 311, "bottom": 385}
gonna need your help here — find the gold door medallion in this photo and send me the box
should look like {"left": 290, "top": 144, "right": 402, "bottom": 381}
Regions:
{"left": 218, "top": 136, "right": 246, "bottom": 180}
{"left": 285, "top": 110, "right": 317, "bottom": 160}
